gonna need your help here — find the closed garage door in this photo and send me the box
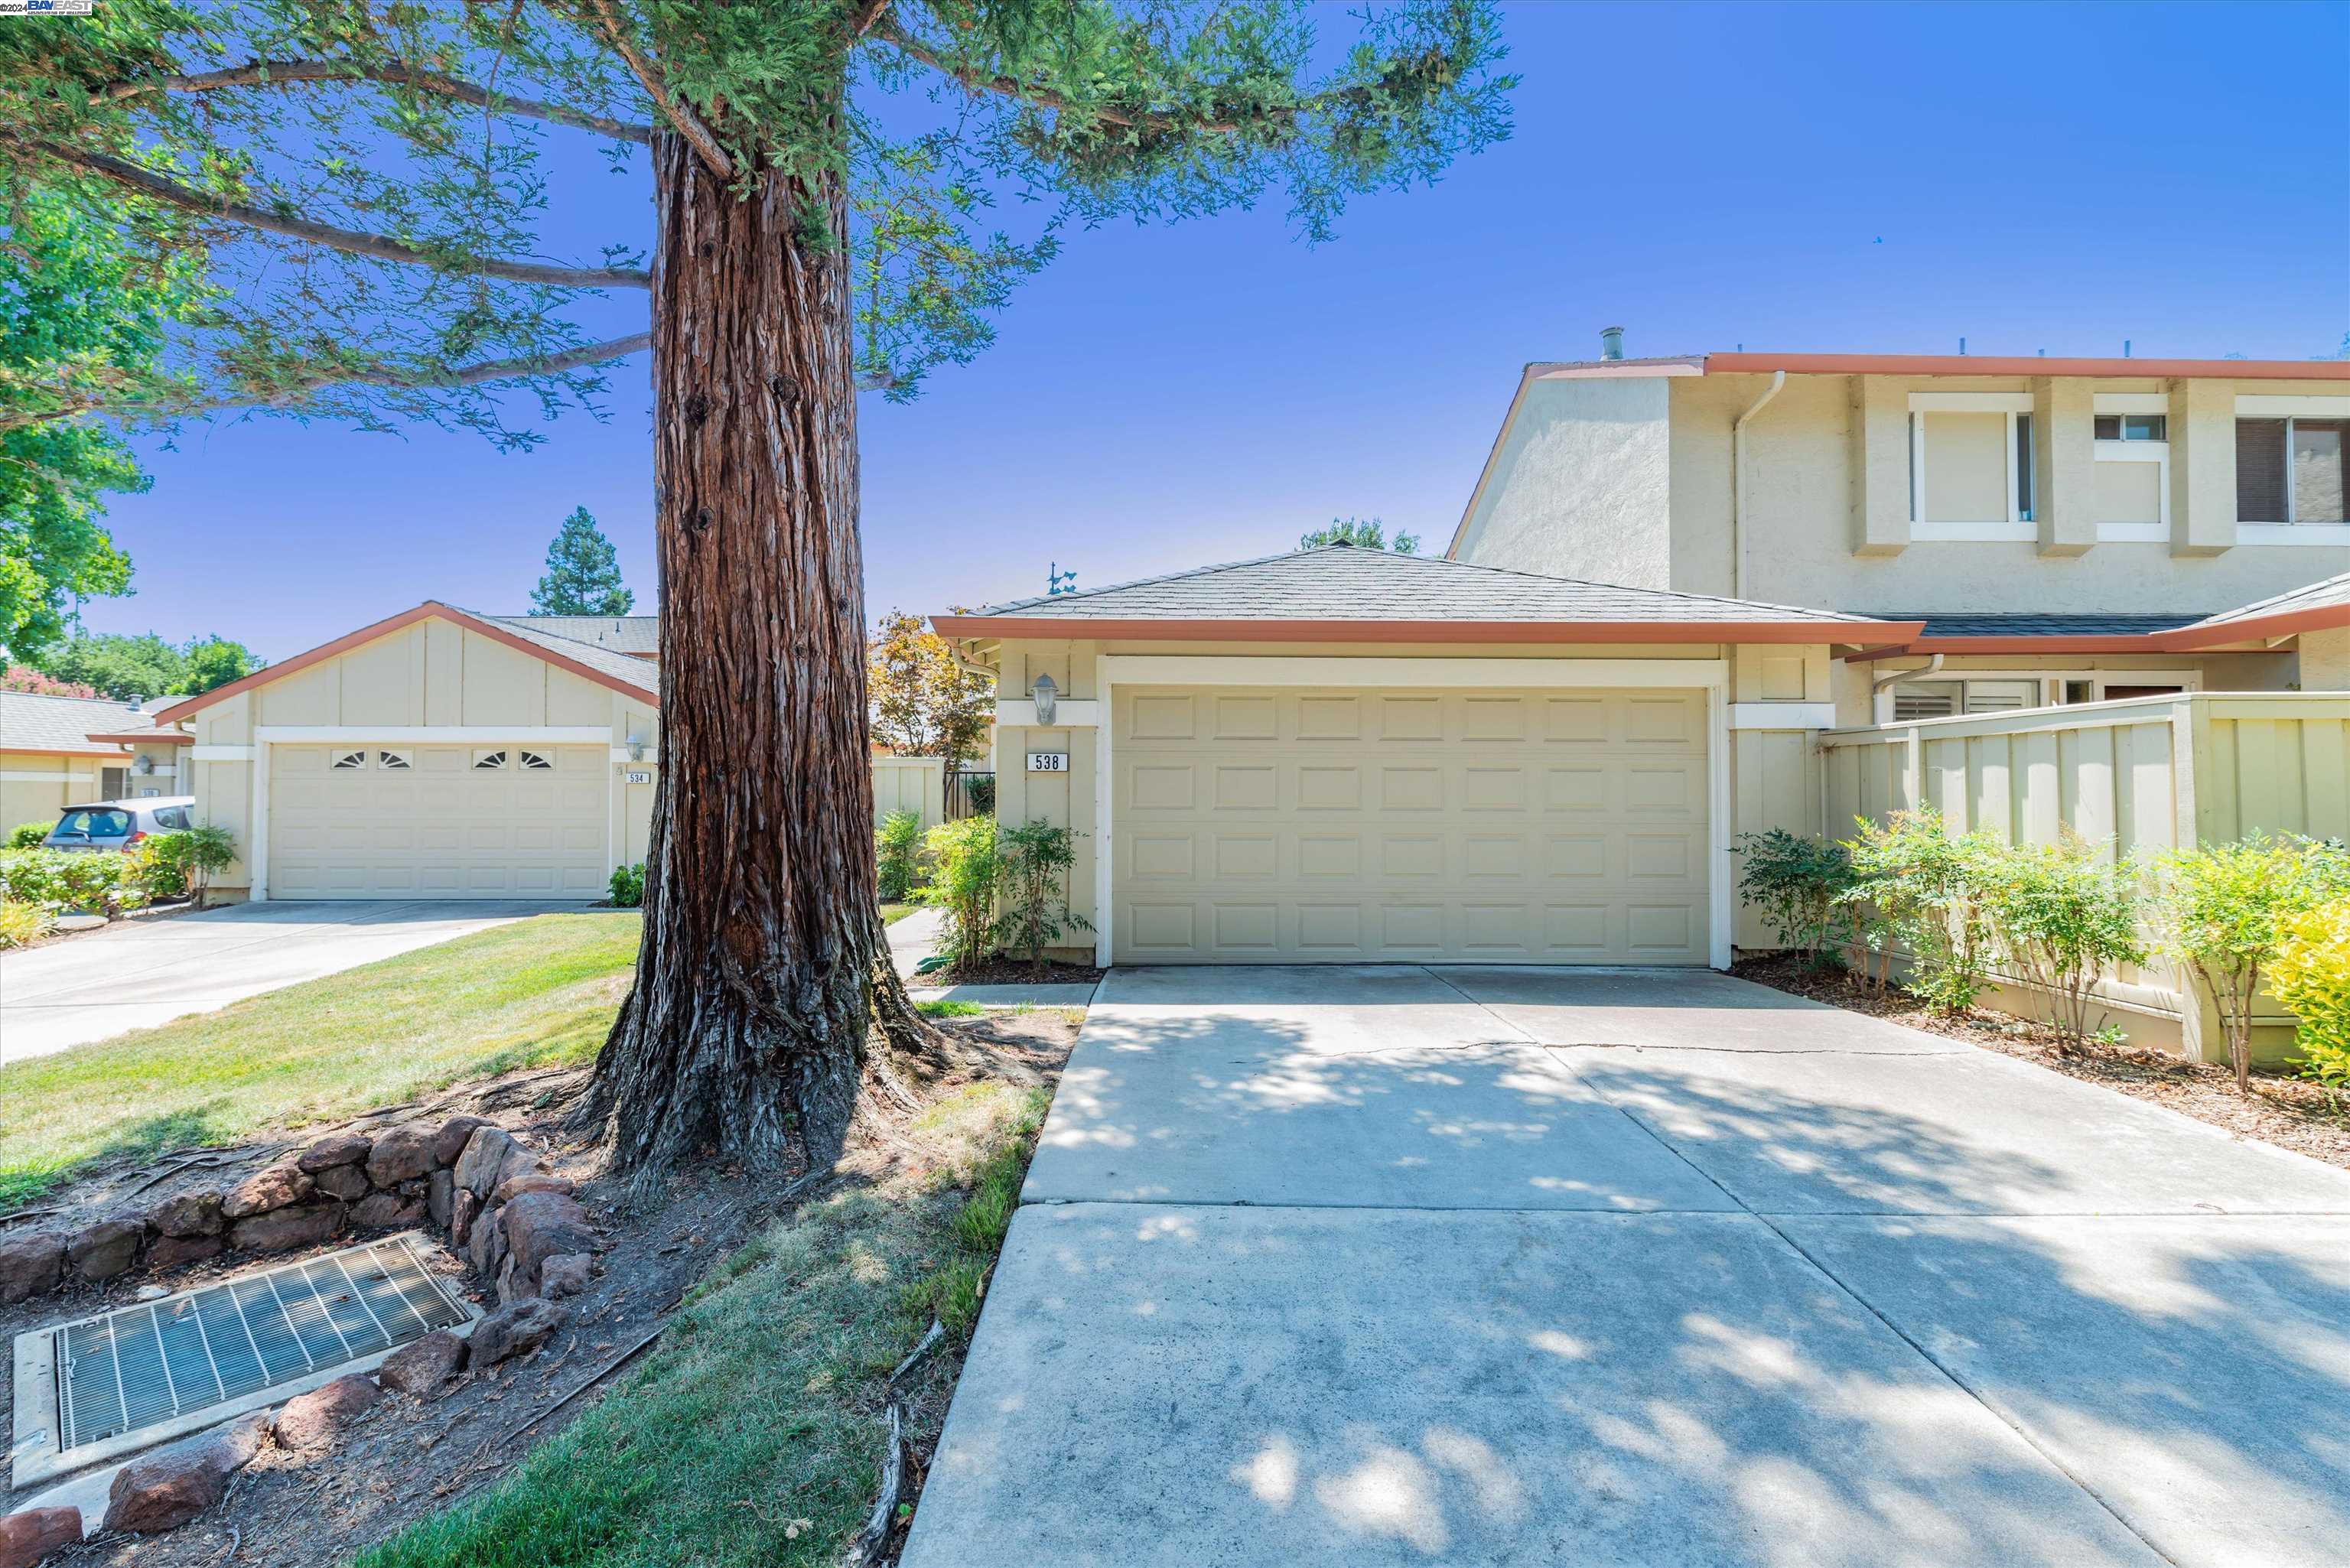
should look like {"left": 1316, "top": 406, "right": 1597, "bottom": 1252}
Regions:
{"left": 269, "top": 743, "right": 609, "bottom": 899}
{"left": 1111, "top": 686, "right": 1710, "bottom": 965}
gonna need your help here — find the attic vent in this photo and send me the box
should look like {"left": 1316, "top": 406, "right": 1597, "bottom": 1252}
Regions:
{"left": 14, "top": 1234, "right": 470, "bottom": 1487}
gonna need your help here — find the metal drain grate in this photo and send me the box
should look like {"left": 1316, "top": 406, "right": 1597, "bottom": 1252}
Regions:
{"left": 52, "top": 1232, "right": 467, "bottom": 1457}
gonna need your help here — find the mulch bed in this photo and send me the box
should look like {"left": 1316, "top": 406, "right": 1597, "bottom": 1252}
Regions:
{"left": 918, "top": 955, "right": 1105, "bottom": 987}
{"left": 1733, "top": 954, "right": 2350, "bottom": 1173}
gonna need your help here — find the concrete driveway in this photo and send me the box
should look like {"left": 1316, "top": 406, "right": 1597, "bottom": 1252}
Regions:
{"left": 0, "top": 899, "right": 586, "bottom": 1064}
{"left": 904, "top": 965, "right": 2350, "bottom": 1568}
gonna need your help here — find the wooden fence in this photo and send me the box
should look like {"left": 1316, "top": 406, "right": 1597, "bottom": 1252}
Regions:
{"left": 871, "top": 755, "right": 946, "bottom": 831}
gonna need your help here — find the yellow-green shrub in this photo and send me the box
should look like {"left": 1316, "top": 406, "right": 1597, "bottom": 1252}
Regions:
{"left": 2273, "top": 898, "right": 2350, "bottom": 1093}
{"left": 0, "top": 901, "right": 54, "bottom": 948}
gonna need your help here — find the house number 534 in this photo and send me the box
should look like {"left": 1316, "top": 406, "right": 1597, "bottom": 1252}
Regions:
{"left": 1027, "top": 752, "right": 1069, "bottom": 773}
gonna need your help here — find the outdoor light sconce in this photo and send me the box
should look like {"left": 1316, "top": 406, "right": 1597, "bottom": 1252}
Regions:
{"left": 1030, "top": 672, "right": 1058, "bottom": 726}
{"left": 132, "top": 755, "right": 156, "bottom": 776}
{"left": 624, "top": 734, "right": 648, "bottom": 762}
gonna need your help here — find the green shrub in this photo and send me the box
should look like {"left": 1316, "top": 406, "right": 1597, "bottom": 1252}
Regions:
{"left": 993, "top": 819, "right": 1092, "bottom": 977}
{"left": 0, "top": 847, "right": 146, "bottom": 916}
{"left": 965, "top": 773, "right": 996, "bottom": 816}
{"left": 1733, "top": 829, "right": 1857, "bottom": 968}
{"left": 5, "top": 822, "right": 49, "bottom": 849}
{"left": 1977, "top": 834, "right": 2145, "bottom": 1049}
{"left": 2273, "top": 897, "right": 2350, "bottom": 1104}
{"left": 920, "top": 816, "right": 1001, "bottom": 974}
{"left": 2154, "top": 834, "right": 2350, "bottom": 1091}
{"left": 1841, "top": 811, "right": 2000, "bottom": 1013}
{"left": 608, "top": 862, "right": 646, "bottom": 908}
{"left": 0, "top": 901, "right": 54, "bottom": 948}
{"left": 875, "top": 808, "right": 924, "bottom": 903}
{"left": 128, "top": 823, "right": 239, "bottom": 907}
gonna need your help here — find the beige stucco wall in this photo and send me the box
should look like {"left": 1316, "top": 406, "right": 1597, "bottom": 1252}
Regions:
{"left": 1456, "top": 369, "right": 2348, "bottom": 616}
{"left": 2300, "top": 627, "right": 2350, "bottom": 691}
{"left": 180, "top": 617, "right": 657, "bottom": 897}
{"left": 0, "top": 752, "right": 122, "bottom": 834}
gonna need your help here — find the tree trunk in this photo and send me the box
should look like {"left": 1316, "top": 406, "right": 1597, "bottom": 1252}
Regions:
{"left": 586, "top": 125, "right": 932, "bottom": 1183}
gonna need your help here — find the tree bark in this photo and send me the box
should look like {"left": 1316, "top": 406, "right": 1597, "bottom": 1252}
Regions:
{"left": 586, "top": 125, "right": 933, "bottom": 1183}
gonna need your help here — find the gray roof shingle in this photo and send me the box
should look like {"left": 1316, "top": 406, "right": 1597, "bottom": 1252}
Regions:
{"left": 0, "top": 691, "right": 145, "bottom": 755}
{"left": 457, "top": 607, "right": 659, "bottom": 697}
{"left": 1879, "top": 612, "right": 2208, "bottom": 639}
{"left": 963, "top": 546, "right": 1883, "bottom": 627}
{"left": 2179, "top": 570, "right": 2350, "bottom": 631}
{"left": 489, "top": 614, "right": 659, "bottom": 656}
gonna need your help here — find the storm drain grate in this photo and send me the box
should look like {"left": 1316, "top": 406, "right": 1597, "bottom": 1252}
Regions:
{"left": 52, "top": 1232, "right": 467, "bottom": 1457}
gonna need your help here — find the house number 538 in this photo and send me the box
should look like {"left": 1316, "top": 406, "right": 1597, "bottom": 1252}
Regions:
{"left": 1027, "top": 752, "right": 1069, "bottom": 773}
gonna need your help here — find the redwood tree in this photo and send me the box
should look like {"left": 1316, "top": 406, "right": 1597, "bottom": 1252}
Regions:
{"left": 1, "top": 0, "right": 1512, "bottom": 1179}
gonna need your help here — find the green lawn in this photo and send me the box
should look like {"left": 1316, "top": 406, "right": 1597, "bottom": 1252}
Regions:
{"left": 881, "top": 902, "right": 919, "bottom": 924}
{"left": 0, "top": 912, "right": 642, "bottom": 1210}
{"left": 362, "top": 1081, "right": 1048, "bottom": 1568}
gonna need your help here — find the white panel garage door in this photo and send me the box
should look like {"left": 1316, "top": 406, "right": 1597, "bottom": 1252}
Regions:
{"left": 1111, "top": 686, "right": 1710, "bottom": 965}
{"left": 269, "top": 743, "right": 609, "bottom": 899}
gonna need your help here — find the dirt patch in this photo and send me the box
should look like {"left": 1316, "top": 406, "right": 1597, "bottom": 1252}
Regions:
{"left": 6, "top": 1010, "right": 1080, "bottom": 1566}
{"left": 1733, "top": 955, "right": 2350, "bottom": 1172}
{"left": 4, "top": 899, "right": 200, "bottom": 952}
{"left": 919, "top": 955, "right": 1104, "bottom": 987}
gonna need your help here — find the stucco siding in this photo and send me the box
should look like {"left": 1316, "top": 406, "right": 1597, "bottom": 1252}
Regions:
{"left": 1, "top": 755, "right": 115, "bottom": 831}
{"left": 1453, "top": 375, "right": 1673, "bottom": 586}
{"left": 2301, "top": 627, "right": 2350, "bottom": 691}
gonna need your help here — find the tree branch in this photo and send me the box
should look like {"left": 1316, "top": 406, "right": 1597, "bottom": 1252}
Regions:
{"left": 31, "top": 141, "right": 650, "bottom": 290}
{"left": 869, "top": 18, "right": 1247, "bottom": 135}
{"left": 93, "top": 58, "right": 653, "bottom": 145}
{"left": 0, "top": 332, "right": 654, "bottom": 433}
{"left": 581, "top": 0, "right": 733, "bottom": 181}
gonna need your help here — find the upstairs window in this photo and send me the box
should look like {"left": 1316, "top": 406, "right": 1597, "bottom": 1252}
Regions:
{"left": 2093, "top": 396, "right": 2169, "bottom": 542}
{"left": 2093, "top": 414, "right": 2167, "bottom": 441}
{"left": 1908, "top": 394, "right": 2034, "bottom": 539}
{"left": 2238, "top": 417, "right": 2346, "bottom": 525}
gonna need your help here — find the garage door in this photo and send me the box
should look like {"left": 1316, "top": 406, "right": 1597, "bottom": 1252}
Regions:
{"left": 269, "top": 743, "right": 609, "bottom": 899}
{"left": 1111, "top": 686, "right": 1710, "bottom": 965}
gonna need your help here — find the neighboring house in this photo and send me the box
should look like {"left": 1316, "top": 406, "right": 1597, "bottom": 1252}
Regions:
{"left": 90, "top": 603, "right": 662, "bottom": 902}
{"left": 0, "top": 691, "right": 158, "bottom": 830}
{"left": 1448, "top": 344, "right": 2349, "bottom": 721}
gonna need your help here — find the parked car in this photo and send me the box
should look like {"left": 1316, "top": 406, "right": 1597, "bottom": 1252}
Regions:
{"left": 40, "top": 797, "right": 197, "bottom": 853}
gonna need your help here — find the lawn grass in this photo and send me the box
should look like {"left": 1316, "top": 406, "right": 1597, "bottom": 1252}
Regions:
{"left": 915, "top": 999, "right": 983, "bottom": 1018}
{"left": 0, "top": 912, "right": 641, "bottom": 1210}
{"left": 362, "top": 1080, "right": 1050, "bottom": 1568}
{"left": 880, "top": 903, "right": 919, "bottom": 925}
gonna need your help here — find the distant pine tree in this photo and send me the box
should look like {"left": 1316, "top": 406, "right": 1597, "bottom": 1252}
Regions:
{"left": 1299, "top": 516, "right": 1421, "bottom": 554}
{"left": 530, "top": 508, "right": 634, "bottom": 616}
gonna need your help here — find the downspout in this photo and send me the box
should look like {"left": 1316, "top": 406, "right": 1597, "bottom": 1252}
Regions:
{"left": 1871, "top": 652, "right": 1945, "bottom": 721}
{"left": 1730, "top": 370, "right": 1787, "bottom": 600}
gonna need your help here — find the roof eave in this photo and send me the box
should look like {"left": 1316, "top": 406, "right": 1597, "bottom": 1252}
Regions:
{"left": 2153, "top": 602, "right": 2350, "bottom": 649}
{"left": 931, "top": 615, "right": 1915, "bottom": 647}
{"left": 84, "top": 730, "right": 191, "bottom": 746}
{"left": 1703, "top": 352, "right": 2350, "bottom": 381}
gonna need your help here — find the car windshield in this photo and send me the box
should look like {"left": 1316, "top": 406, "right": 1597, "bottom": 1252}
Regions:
{"left": 54, "top": 808, "right": 134, "bottom": 838}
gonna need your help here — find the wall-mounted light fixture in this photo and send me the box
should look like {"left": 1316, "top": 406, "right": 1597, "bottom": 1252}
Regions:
{"left": 1030, "top": 672, "right": 1058, "bottom": 726}
{"left": 625, "top": 734, "right": 648, "bottom": 762}
{"left": 132, "top": 754, "right": 155, "bottom": 776}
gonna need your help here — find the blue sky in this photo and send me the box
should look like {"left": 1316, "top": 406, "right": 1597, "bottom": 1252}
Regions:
{"left": 79, "top": 0, "right": 2350, "bottom": 659}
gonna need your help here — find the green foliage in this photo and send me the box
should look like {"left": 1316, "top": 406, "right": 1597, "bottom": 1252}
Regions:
{"left": 530, "top": 506, "right": 633, "bottom": 616}
{"left": 2153, "top": 834, "right": 2350, "bottom": 1091}
{"left": 868, "top": 608, "right": 993, "bottom": 761}
{"left": 31, "top": 629, "right": 262, "bottom": 700}
{"left": 1841, "top": 811, "right": 2000, "bottom": 1014}
{"left": 1733, "top": 829, "right": 1855, "bottom": 968}
{"left": 919, "top": 815, "right": 1001, "bottom": 974}
{"left": 0, "top": 845, "right": 146, "bottom": 915}
{"left": 1976, "top": 835, "right": 2145, "bottom": 1049}
{"left": 0, "top": 900, "right": 53, "bottom": 948}
{"left": 965, "top": 773, "right": 997, "bottom": 816}
{"left": 128, "top": 821, "right": 236, "bottom": 906}
{"left": 608, "top": 861, "right": 646, "bottom": 908}
{"left": 875, "top": 807, "right": 925, "bottom": 903}
{"left": 5, "top": 821, "right": 47, "bottom": 849}
{"left": 1300, "top": 516, "right": 1419, "bottom": 553}
{"left": 994, "top": 818, "right": 1091, "bottom": 976}
{"left": 2273, "top": 898, "right": 2350, "bottom": 1101}
{"left": 899, "top": 1089, "right": 1049, "bottom": 1339}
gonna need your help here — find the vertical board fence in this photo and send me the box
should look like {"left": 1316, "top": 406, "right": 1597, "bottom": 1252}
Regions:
{"left": 871, "top": 755, "right": 946, "bottom": 831}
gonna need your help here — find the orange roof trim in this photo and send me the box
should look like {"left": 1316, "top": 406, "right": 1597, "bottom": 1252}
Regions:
{"left": 935, "top": 615, "right": 1922, "bottom": 647}
{"left": 1703, "top": 352, "right": 2350, "bottom": 381}
{"left": 84, "top": 729, "right": 191, "bottom": 746}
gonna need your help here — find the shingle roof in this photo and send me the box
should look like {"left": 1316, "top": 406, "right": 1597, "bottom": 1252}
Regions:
{"left": 2176, "top": 570, "right": 2350, "bottom": 631}
{"left": 1879, "top": 612, "right": 2208, "bottom": 639}
{"left": 0, "top": 691, "right": 144, "bottom": 756}
{"left": 962, "top": 546, "right": 1884, "bottom": 628}
{"left": 488, "top": 614, "right": 659, "bottom": 657}
{"left": 454, "top": 607, "right": 659, "bottom": 697}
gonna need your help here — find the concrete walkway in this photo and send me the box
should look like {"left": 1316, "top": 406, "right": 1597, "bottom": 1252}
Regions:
{"left": 904, "top": 965, "right": 2350, "bottom": 1568}
{"left": 0, "top": 899, "right": 587, "bottom": 1063}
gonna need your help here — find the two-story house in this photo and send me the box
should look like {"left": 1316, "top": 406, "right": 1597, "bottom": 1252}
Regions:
{"left": 1448, "top": 339, "right": 2349, "bottom": 722}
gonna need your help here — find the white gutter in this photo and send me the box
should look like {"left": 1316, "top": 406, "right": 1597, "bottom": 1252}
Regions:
{"left": 1730, "top": 370, "right": 1787, "bottom": 600}
{"left": 1870, "top": 652, "right": 1945, "bottom": 722}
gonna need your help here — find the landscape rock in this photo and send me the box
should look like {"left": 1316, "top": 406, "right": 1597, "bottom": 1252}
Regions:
{"left": 466, "top": 1204, "right": 509, "bottom": 1279}
{"left": 492, "top": 1143, "right": 551, "bottom": 1193}
{"left": 500, "top": 1191, "right": 597, "bottom": 1299}
{"left": 221, "top": 1164, "right": 312, "bottom": 1219}
{"left": 468, "top": 1298, "right": 567, "bottom": 1367}
{"left": 273, "top": 1374, "right": 380, "bottom": 1451}
{"left": 295, "top": 1132, "right": 372, "bottom": 1173}
{"left": 227, "top": 1202, "right": 343, "bottom": 1254}
{"left": 0, "top": 1505, "right": 81, "bottom": 1568}
{"left": 364, "top": 1125, "right": 435, "bottom": 1187}
{"left": 432, "top": 1115, "right": 491, "bottom": 1167}
{"left": 376, "top": 1329, "right": 467, "bottom": 1396}
{"left": 539, "top": 1253, "right": 593, "bottom": 1300}
{"left": 453, "top": 1127, "right": 518, "bottom": 1199}
{"left": 67, "top": 1218, "right": 144, "bottom": 1282}
{"left": 312, "top": 1163, "right": 372, "bottom": 1202}
{"left": 350, "top": 1192, "right": 425, "bottom": 1230}
{"left": 0, "top": 1231, "right": 66, "bottom": 1304}
{"left": 490, "top": 1173, "right": 574, "bottom": 1205}
{"left": 103, "top": 1411, "right": 271, "bottom": 1534}
{"left": 449, "top": 1188, "right": 477, "bottom": 1246}
{"left": 146, "top": 1234, "right": 225, "bottom": 1270}
{"left": 427, "top": 1169, "right": 456, "bottom": 1228}
{"left": 148, "top": 1191, "right": 225, "bottom": 1238}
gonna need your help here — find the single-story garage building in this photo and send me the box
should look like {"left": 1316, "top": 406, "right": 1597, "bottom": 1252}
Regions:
{"left": 110, "top": 603, "right": 662, "bottom": 901}
{"left": 935, "top": 545, "right": 1923, "bottom": 968}
{"left": 0, "top": 691, "right": 158, "bottom": 829}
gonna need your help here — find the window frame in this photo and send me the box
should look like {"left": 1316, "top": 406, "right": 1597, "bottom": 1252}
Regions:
{"left": 1875, "top": 668, "right": 2203, "bottom": 724}
{"left": 1907, "top": 392, "right": 2037, "bottom": 541}
{"left": 2091, "top": 393, "right": 2170, "bottom": 543}
{"left": 2234, "top": 395, "right": 2350, "bottom": 545}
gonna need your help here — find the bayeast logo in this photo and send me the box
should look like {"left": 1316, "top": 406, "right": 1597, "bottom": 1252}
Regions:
{"left": 0, "top": 0, "right": 98, "bottom": 15}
